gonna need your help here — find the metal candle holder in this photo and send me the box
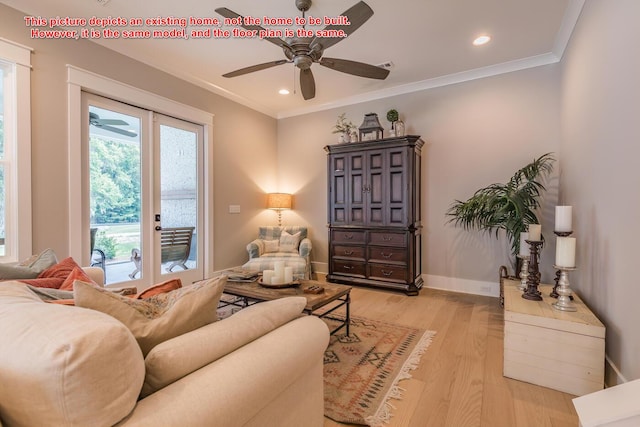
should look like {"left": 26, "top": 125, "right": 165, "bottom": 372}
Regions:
{"left": 517, "top": 254, "right": 529, "bottom": 291}
{"left": 522, "top": 240, "right": 543, "bottom": 301}
{"left": 551, "top": 230, "right": 574, "bottom": 299}
{"left": 552, "top": 265, "right": 577, "bottom": 312}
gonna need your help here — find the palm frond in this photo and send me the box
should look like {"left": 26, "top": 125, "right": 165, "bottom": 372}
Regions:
{"left": 446, "top": 153, "right": 555, "bottom": 260}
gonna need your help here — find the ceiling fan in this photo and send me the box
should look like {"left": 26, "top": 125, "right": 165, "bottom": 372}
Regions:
{"left": 89, "top": 112, "right": 138, "bottom": 138}
{"left": 215, "top": 0, "right": 389, "bottom": 100}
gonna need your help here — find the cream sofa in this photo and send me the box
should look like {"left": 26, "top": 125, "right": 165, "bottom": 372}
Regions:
{"left": 0, "top": 272, "right": 329, "bottom": 427}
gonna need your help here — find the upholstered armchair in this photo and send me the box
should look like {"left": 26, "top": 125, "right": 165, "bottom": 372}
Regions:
{"left": 242, "top": 226, "right": 312, "bottom": 280}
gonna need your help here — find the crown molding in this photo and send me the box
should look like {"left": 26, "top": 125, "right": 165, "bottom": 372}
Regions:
{"left": 552, "top": 0, "right": 586, "bottom": 60}
{"left": 276, "top": 53, "right": 561, "bottom": 119}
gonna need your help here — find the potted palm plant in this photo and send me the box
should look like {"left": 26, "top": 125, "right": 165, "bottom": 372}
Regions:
{"left": 446, "top": 153, "right": 555, "bottom": 273}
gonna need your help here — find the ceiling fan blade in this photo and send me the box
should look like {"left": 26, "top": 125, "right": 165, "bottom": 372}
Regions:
{"left": 100, "top": 125, "right": 138, "bottom": 138}
{"left": 300, "top": 68, "right": 316, "bottom": 100}
{"left": 310, "top": 1, "right": 374, "bottom": 51}
{"left": 215, "top": 7, "right": 289, "bottom": 49}
{"left": 319, "top": 57, "right": 389, "bottom": 80}
{"left": 223, "top": 60, "right": 289, "bottom": 78}
{"left": 96, "top": 119, "right": 129, "bottom": 126}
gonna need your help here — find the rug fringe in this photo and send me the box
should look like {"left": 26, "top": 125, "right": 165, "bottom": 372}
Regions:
{"left": 364, "top": 330, "right": 437, "bottom": 427}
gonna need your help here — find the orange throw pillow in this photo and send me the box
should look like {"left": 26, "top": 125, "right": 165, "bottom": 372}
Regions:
{"left": 38, "top": 257, "right": 81, "bottom": 280}
{"left": 136, "top": 279, "right": 183, "bottom": 299}
{"left": 17, "top": 277, "right": 65, "bottom": 289}
{"left": 59, "top": 267, "right": 98, "bottom": 291}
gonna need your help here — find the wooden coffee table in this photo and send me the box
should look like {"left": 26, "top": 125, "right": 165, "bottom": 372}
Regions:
{"left": 222, "top": 279, "right": 352, "bottom": 336}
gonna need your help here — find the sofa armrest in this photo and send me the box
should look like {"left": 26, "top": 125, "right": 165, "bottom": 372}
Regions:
{"left": 116, "top": 316, "right": 329, "bottom": 427}
{"left": 299, "top": 238, "right": 312, "bottom": 257}
{"left": 82, "top": 266, "right": 104, "bottom": 286}
{"left": 246, "top": 239, "right": 263, "bottom": 259}
{"left": 140, "top": 297, "right": 307, "bottom": 397}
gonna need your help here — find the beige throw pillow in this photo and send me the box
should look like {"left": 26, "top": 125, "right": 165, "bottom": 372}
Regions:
{"left": 279, "top": 231, "right": 301, "bottom": 253}
{"left": 74, "top": 276, "right": 226, "bottom": 356}
{"left": 0, "top": 248, "right": 57, "bottom": 280}
{"left": 262, "top": 239, "right": 280, "bottom": 253}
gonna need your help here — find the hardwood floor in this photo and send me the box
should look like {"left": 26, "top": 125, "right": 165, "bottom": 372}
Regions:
{"left": 322, "top": 285, "right": 579, "bottom": 427}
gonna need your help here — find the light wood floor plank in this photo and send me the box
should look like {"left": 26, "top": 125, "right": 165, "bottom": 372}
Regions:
{"left": 321, "top": 284, "right": 579, "bottom": 427}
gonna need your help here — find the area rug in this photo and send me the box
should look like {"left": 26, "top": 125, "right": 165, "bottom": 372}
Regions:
{"left": 323, "top": 316, "right": 436, "bottom": 426}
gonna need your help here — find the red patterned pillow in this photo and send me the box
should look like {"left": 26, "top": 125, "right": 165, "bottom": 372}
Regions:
{"left": 136, "top": 279, "right": 182, "bottom": 299}
{"left": 19, "top": 257, "right": 83, "bottom": 289}
{"left": 59, "top": 267, "right": 98, "bottom": 291}
{"left": 38, "top": 257, "right": 81, "bottom": 280}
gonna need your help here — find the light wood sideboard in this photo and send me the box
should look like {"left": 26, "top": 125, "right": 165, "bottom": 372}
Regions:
{"left": 503, "top": 279, "right": 605, "bottom": 396}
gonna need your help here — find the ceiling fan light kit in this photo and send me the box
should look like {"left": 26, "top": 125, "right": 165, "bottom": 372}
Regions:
{"left": 215, "top": 0, "right": 389, "bottom": 100}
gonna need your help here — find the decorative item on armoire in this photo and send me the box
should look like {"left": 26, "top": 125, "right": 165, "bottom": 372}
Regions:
{"left": 386, "top": 109, "right": 399, "bottom": 137}
{"left": 358, "top": 113, "right": 383, "bottom": 141}
{"left": 332, "top": 113, "right": 356, "bottom": 143}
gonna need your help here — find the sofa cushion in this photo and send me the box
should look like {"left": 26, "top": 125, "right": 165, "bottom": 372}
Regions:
{"left": 262, "top": 239, "right": 280, "bottom": 253}
{"left": 0, "top": 248, "right": 57, "bottom": 280}
{"left": 279, "top": 230, "right": 301, "bottom": 252}
{"left": 141, "top": 296, "right": 307, "bottom": 397}
{"left": 74, "top": 276, "right": 225, "bottom": 356}
{"left": 0, "top": 281, "right": 144, "bottom": 427}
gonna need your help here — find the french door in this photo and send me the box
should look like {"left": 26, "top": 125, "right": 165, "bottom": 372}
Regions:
{"left": 82, "top": 93, "right": 204, "bottom": 286}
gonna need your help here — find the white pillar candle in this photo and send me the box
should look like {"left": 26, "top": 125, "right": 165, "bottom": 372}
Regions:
{"left": 555, "top": 237, "right": 576, "bottom": 267}
{"left": 555, "top": 206, "right": 573, "bottom": 232}
{"left": 262, "top": 270, "right": 274, "bottom": 284}
{"left": 272, "top": 261, "right": 284, "bottom": 285}
{"left": 284, "top": 266, "right": 293, "bottom": 283}
{"left": 519, "top": 232, "right": 530, "bottom": 257}
{"left": 528, "top": 224, "right": 542, "bottom": 241}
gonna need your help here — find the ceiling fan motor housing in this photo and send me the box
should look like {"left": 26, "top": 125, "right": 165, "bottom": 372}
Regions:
{"left": 295, "top": 0, "right": 312, "bottom": 12}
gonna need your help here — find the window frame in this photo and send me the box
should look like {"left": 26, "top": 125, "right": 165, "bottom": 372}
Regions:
{"left": 0, "top": 38, "right": 32, "bottom": 262}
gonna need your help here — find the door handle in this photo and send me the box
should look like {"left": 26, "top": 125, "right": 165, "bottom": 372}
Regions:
{"left": 155, "top": 226, "right": 162, "bottom": 231}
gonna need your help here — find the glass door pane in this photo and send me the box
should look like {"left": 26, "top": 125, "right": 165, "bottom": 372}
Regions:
{"left": 155, "top": 114, "right": 203, "bottom": 283}
{"left": 88, "top": 104, "right": 142, "bottom": 285}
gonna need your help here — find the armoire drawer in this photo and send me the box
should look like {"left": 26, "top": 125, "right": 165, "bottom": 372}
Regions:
{"left": 368, "top": 264, "right": 408, "bottom": 283}
{"left": 333, "top": 245, "right": 366, "bottom": 259}
{"left": 368, "top": 246, "right": 407, "bottom": 264}
{"left": 332, "top": 230, "right": 366, "bottom": 244}
{"left": 368, "top": 231, "right": 407, "bottom": 247}
{"left": 332, "top": 259, "right": 366, "bottom": 277}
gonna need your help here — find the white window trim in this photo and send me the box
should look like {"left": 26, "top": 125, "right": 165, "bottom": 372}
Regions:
{"left": 66, "top": 65, "right": 215, "bottom": 275}
{"left": 0, "top": 38, "right": 32, "bottom": 262}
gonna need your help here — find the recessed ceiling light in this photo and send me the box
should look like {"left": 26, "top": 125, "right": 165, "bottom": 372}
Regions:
{"left": 473, "top": 35, "right": 491, "bottom": 46}
{"left": 278, "top": 89, "right": 290, "bottom": 95}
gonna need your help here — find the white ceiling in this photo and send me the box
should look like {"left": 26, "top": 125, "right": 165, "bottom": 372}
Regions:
{"left": 2, "top": 0, "right": 584, "bottom": 118}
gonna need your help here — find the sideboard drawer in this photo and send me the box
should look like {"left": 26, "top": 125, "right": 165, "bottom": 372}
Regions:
{"left": 368, "top": 246, "right": 407, "bottom": 264}
{"left": 333, "top": 245, "right": 366, "bottom": 260}
{"left": 332, "top": 230, "right": 366, "bottom": 244}
{"left": 368, "top": 264, "right": 407, "bottom": 283}
{"left": 369, "top": 231, "right": 407, "bottom": 247}
{"left": 332, "top": 259, "right": 366, "bottom": 277}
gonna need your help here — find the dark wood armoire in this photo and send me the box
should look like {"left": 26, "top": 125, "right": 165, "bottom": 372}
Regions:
{"left": 325, "top": 135, "right": 424, "bottom": 295}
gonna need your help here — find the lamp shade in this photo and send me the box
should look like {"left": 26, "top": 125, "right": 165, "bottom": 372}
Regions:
{"left": 267, "top": 193, "right": 292, "bottom": 210}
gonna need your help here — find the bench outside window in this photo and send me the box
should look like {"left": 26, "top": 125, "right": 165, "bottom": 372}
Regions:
{"left": 129, "top": 227, "right": 194, "bottom": 279}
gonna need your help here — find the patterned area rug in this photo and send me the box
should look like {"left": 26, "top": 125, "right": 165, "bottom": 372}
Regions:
{"left": 323, "top": 316, "right": 436, "bottom": 426}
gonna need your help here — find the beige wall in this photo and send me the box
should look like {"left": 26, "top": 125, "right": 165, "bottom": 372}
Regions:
{"left": 0, "top": 3, "right": 278, "bottom": 272}
{"left": 560, "top": 0, "right": 640, "bottom": 383}
{"left": 278, "top": 66, "right": 562, "bottom": 283}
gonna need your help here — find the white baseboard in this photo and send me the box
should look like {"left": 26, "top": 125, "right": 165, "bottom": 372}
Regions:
{"left": 311, "top": 261, "right": 328, "bottom": 275}
{"left": 423, "top": 274, "right": 500, "bottom": 298}
{"left": 605, "top": 355, "right": 629, "bottom": 387}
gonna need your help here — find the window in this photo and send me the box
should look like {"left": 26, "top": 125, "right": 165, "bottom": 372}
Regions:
{"left": 0, "top": 39, "right": 32, "bottom": 262}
